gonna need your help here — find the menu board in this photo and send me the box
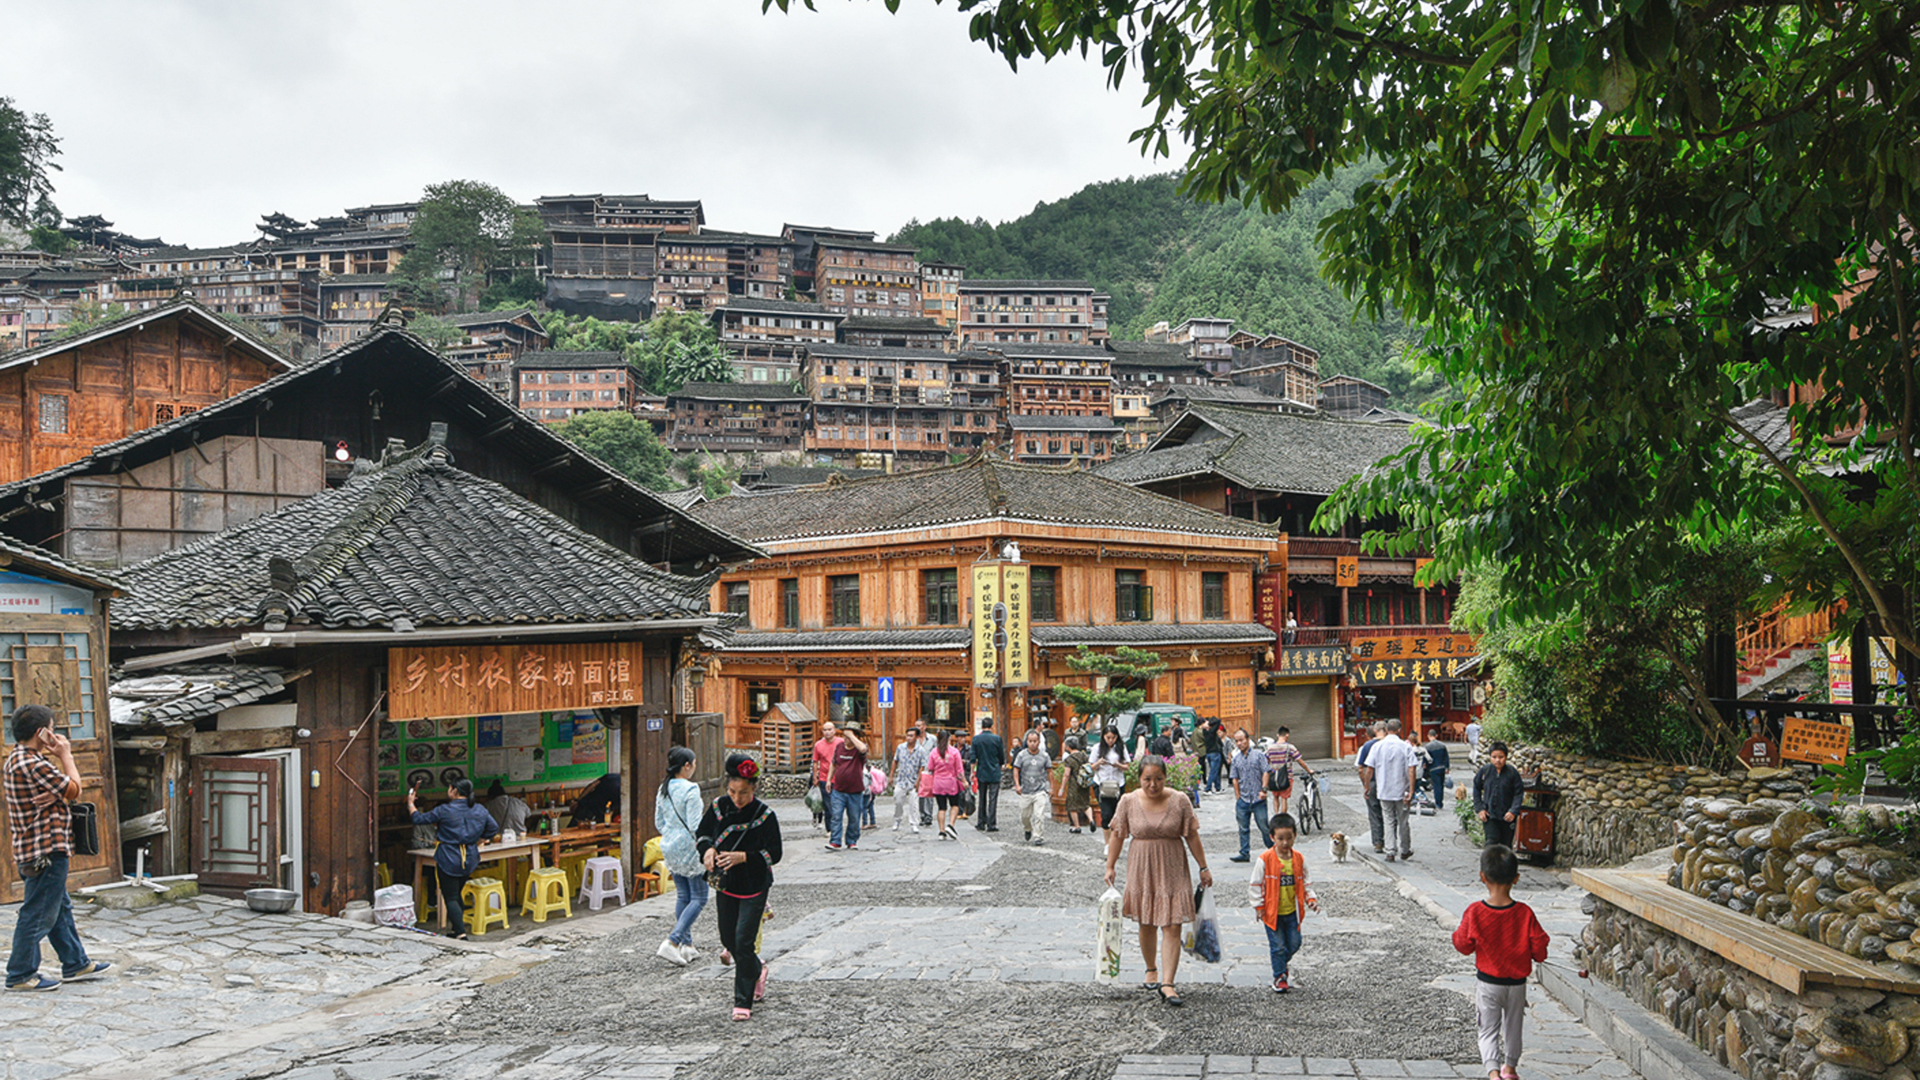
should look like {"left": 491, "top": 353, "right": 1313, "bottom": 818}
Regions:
{"left": 376, "top": 709, "right": 610, "bottom": 795}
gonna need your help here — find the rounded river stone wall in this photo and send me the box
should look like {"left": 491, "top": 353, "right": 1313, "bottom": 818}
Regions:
{"left": 1502, "top": 745, "right": 1807, "bottom": 866}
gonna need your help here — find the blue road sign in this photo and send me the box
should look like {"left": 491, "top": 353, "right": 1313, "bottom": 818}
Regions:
{"left": 878, "top": 676, "right": 895, "bottom": 708}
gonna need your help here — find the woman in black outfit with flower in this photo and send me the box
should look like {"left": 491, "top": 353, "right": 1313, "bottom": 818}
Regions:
{"left": 697, "top": 752, "right": 783, "bottom": 1021}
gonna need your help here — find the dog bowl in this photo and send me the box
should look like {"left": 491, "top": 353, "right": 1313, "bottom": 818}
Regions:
{"left": 244, "top": 888, "right": 298, "bottom": 914}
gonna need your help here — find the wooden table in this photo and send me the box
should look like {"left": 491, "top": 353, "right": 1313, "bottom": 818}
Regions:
{"left": 409, "top": 838, "right": 548, "bottom": 929}
{"left": 541, "top": 823, "right": 622, "bottom": 867}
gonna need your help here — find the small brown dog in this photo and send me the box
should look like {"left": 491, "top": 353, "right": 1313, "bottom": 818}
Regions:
{"left": 1328, "top": 831, "right": 1350, "bottom": 863}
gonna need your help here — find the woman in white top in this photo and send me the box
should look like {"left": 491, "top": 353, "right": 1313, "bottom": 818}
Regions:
{"left": 1092, "top": 725, "right": 1130, "bottom": 830}
{"left": 654, "top": 747, "right": 707, "bottom": 966}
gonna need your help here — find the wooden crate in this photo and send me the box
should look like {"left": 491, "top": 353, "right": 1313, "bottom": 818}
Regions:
{"left": 759, "top": 702, "right": 819, "bottom": 773}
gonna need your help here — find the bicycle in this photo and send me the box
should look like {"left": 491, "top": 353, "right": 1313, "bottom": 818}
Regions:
{"left": 1292, "top": 767, "right": 1325, "bottom": 834}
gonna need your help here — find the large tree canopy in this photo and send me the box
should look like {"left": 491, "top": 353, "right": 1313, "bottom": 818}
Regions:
{"left": 790, "top": 1, "right": 1920, "bottom": 674}
{"left": 0, "top": 98, "right": 59, "bottom": 231}
{"left": 394, "top": 180, "right": 544, "bottom": 313}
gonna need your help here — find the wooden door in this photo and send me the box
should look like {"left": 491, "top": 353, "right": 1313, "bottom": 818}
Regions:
{"left": 0, "top": 618, "right": 121, "bottom": 900}
{"left": 193, "top": 756, "right": 282, "bottom": 894}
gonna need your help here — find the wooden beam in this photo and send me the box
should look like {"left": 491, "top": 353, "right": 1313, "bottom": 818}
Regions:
{"left": 428, "top": 376, "right": 463, "bottom": 399}
{"left": 188, "top": 727, "right": 295, "bottom": 756}
{"left": 533, "top": 455, "right": 574, "bottom": 477}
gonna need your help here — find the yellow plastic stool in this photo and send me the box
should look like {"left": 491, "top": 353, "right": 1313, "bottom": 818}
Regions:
{"left": 558, "top": 855, "right": 589, "bottom": 894}
{"left": 463, "top": 877, "right": 509, "bottom": 936}
{"left": 520, "top": 866, "right": 573, "bottom": 923}
{"left": 375, "top": 862, "right": 392, "bottom": 889}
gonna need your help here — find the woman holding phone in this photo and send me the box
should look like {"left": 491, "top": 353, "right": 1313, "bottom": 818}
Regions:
{"left": 697, "top": 752, "right": 783, "bottom": 1021}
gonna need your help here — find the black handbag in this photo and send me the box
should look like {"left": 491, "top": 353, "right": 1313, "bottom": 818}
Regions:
{"left": 68, "top": 802, "right": 99, "bottom": 857}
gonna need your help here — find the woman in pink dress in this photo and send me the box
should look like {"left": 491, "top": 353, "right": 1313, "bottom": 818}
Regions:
{"left": 920, "top": 729, "right": 967, "bottom": 840}
{"left": 1103, "top": 756, "right": 1214, "bottom": 1006}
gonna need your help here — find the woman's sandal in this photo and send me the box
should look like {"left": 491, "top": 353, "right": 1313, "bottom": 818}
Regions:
{"left": 732, "top": 1007, "right": 752, "bottom": 1021}
{"left": 1160, "top": 985, "right": 1185, "bottom": 1007}
{"left": 1141, "top": 969, "right": 1160, "bottom": 991}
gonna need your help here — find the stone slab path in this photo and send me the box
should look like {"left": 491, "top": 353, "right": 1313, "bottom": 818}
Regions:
{"left": 269, "top": 1041, "right": 718, "bottom": 1080}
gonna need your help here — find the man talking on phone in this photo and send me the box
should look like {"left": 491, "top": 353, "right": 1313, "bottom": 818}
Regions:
{"left": 4, "top": 704, "right": 111, "bottom": 990}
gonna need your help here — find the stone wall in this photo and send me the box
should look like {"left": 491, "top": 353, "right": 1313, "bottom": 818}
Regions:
{"left": 1671, "top": 798, "right": 1920, "bottom": 968}
{"left": 1580, "top": 899, "right": 1920, "bottom": 1080}
{"left": 1504, "top": 746, "right": 1806, "bottom": 867}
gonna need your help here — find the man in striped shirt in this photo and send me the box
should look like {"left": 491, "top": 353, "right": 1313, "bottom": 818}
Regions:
{"left": 4, "top": 705, "right": 111, "bottom": 991}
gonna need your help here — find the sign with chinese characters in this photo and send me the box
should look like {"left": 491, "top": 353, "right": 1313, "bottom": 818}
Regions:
{"left": 1218, "top": 669, "right": 1256, "bottom": 717}
{"left": 1182, "top": 670, "right": 1219, "bottom": 716}
{"left": 1347, "top": 634, "right": 1476, "bottom": 663}
{"left": 971, "top": 566, "right": 1000, "bottom": 688}
{"left": 1738, "top": 733, "right": 1779, "bottom": 769}
{"left": 1256, "top": 572, "right": 1285, "bottom": 638}
{"left": 387, "top": 641, "right": 644, "bottom": 720}
{"left": 1335, "top": 556, "right": 1360, "bottom": 588}
{"left": 1349, "top": 654, "right": 1475, "bottom": 686}
{"left": 1780, "top": 716, "right": 1850, "bottom": 766}
{"left": 1002, "top": 563, "right": 1031, "bottom": 688}
{"left": 1277, "top": 646, "right": 1348, "bottom": 677}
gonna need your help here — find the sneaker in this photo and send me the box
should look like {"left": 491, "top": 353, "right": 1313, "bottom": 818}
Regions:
{"left": 846, "top": 845, "right": 859, "bottom": 851}
{"left": 1373, "top": 845, "right": 1386, "bottom": 853}
{"left": 1030, "top": 837, "right": 1045, "bottom": 846}
{"left": 1385, "top": 854, "right": 1397, "bottom": 862}
{"left": 62, "top": 961, "right": 111, "bottom": 982}
{"left": 892, "top": 822, "right": 900, "bottom": 832}
{"left": 658, "top": 939, "right": 690, "bottom": 966}
{"left": 1069, "top": 827, "right": 1083, "bottom": 834}
{"left": 911, "top": 824, "right": 921, "bottom": 834}
{"left": 5, "top": 976, "right": 57, "bottom": 992}
{"left": 679, "top": 944, "right": 700, "bottom": 964}
{"left": 1273, "top": 975, "right": 1290, "bottom": 993}
{"left": 824, "top": 843, "right": 843, "bottom": 852}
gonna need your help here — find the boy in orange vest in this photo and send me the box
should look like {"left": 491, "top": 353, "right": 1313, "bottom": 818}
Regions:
{"left": 1248, "top": 812, "right": 1318, "bottom": 993}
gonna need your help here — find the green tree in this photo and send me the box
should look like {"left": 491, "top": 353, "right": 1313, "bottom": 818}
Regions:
{"left": 51, "top": 299, "right": 129, "bottom": 341}
{"left": 552, "top": 411, "right": 677, "bottom": 492}
{"left": 398, "top": 180, "right": 544, "bottom": 313}
{"left": 1052, "top": 645, "right": 1167, "bottom": 729}
{"left": 0, "top": 98, "right": 59, "bottom": 231}
{"left": 404, "top": 313, "right": 464, "bottom": 353}
{"left": 636, "top": 309, "right": 734, "bottom": 394}
{"left": 829, "top": 0, "right": 1920, "bottom": 683}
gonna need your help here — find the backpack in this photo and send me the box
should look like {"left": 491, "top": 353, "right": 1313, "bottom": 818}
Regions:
{"left": 1075, "top": 758, "right": 1096, "bottom": 789}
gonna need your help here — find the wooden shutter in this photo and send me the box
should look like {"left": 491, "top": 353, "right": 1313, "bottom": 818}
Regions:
{"left": 192, "top": 756, "right": 281, "bottom": 893}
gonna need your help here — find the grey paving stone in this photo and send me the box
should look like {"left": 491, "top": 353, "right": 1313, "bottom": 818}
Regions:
{"left": 1354, "top": 1060, "right": 1407, "bottom": 1076}
{"left": 1253, "top": 1057, "right": 1306, "bottom": 1074}
{"left": 1402, "top": 1063, "right": 1458, "bottom": 1077}
{"left": 1304, "top": 1059, "right": 1356, "bottom": 1076}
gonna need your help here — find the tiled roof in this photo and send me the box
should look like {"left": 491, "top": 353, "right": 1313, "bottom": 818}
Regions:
{"left": 817, "top": 238, "right": 918, "bottom": 255}
{"left": 0, "top": 327, "right": 755, "bottom": 567}
{"left": 668, "top": 382, "right": 807, "bottom": 402}
{"left": 0, "top": 534, "right": 123, "bottom": 593}
{"left": 743, "top": 465, "right": 883, "bottom": 488}
{"left": 515, "top": 350, "right": 626, "bottom": 369}
{"left": 838, "top": 316, "right": 949, "bottom": 335}
{"left": 958, "top": 279, "right": 1095, "bottom": 291}
{"left": 109, "top": 666, "right": 291, "bottom": 728}
{"left": 1107, "top": 341, "right": 1201, "bottom": 368}
{"left": 1007, "top": 414, "right": 1122, "bottom": 432}
{"left": 114, "top": 438, "right": 719, "bottom": 632}
{"left": 724, "top": 628, "right": 968, "bottom": 652}
{"left": 1033, "top": 623, "right": 1275, "bottom": 648}
{"left": 0, "top": 297, "right": 296, "bottom": 376}
{"left": 1094, "top": 402, "right": 1415, "bottom": 496}
{"left": 1150, "top": 384, "right": 1300, "bottom": 407}
{"left": 689, "top": 455, "right": 1277, "bottom": 544}
{"left": 965, "top": 343, "right": 1110, "bottom": 361}
{"left": 449, "top": 307, "right": 540, "bottom": 328}
{"left": 1320, "top": 374, "right": 1390, "bottom": 391}
{"left": 719, "top": 297, "right": 838, "bottom": 318}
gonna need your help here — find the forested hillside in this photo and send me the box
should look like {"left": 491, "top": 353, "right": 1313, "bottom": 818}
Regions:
{"left": 892, "top": 164, "right": 1441, "bottom": 402}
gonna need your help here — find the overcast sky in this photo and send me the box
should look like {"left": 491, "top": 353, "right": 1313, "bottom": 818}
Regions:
{"left": 5, "top": 0, "right": 1183, "bottom": 247}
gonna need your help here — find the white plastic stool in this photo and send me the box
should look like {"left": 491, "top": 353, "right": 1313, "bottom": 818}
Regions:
{"left": 580, "top": 856, "right": 625, "bottom": 911}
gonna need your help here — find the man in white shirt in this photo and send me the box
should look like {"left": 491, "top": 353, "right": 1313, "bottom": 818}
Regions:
{"left": 1464, "top": 719, "right": 1483, "bottom": 757}
{"left": 1369, "top": 719, "right": 1419, "bottom": 861}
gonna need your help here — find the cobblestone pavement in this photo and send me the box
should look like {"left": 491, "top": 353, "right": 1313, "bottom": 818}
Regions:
{"left": 8, "top": 754, "right": 1660, "bottom": 1080}
{"left": 0, "top": 894, "right": 551, "bottom": 1080}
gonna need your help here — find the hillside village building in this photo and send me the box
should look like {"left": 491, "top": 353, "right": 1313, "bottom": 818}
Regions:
{"left": 713, "top": 297, "right": 843, "bottom": 385}
{"left": 666, "top": 382, "right": 809, "bottom": 454}
{"left": 515, "top": 351, "right": 634, "bottom": 423}
{"left": 686, "top": 457, "right": 1278, "bottom": 754}
{"left": 958, "top": 280, "right": 1108, "bottom": 346}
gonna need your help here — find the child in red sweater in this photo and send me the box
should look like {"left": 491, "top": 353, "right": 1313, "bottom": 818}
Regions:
{"left": 1452, "top": 845, "right": 1550, "bottom": 1080}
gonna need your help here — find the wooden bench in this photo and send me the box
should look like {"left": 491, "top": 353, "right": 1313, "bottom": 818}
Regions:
{"left": 1574, "top": 867, "right": 1920, "bottom": 995}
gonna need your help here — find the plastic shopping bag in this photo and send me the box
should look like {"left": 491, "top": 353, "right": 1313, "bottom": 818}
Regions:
{"left": 1183, "top": 885, "right": 1222, "bottom": 963}
{"left": 804, "top": 785, "right": 825, "bottom": 817}
{"left": 1095, "top": 887, "right": 1125, "bottom": 984}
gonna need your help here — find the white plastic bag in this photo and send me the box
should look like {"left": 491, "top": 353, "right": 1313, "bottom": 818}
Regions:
{"left": 372, "top": 883, "right": 415, "bottom": 928}
{"left": 1095, "top": 887, "right": 1124, "bottom": 984}
{"left": 1183, "top": 885, "right": 1222, "bottom": 963}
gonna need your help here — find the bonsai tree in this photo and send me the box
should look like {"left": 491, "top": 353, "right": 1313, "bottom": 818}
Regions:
{"left": 1052, "top": 645, "right": 1168, "bottom": 733}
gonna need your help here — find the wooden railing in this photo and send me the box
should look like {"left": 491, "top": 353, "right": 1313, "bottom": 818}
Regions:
{"left": 1285, "top": 624, "right": 1465, "bottom": 648}
{"left": 1736, "top": 599, "right": 1837, "bottom": 673}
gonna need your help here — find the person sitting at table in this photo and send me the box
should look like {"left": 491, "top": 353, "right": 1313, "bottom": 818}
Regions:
{"left": 483, "top": 780, "right": 530, "bottom": 837}
{"left": 569, "top": 773, "right": 621, "bottom": 824}
{"left": 408, "top": 778, "right": 499, "bottom": 940}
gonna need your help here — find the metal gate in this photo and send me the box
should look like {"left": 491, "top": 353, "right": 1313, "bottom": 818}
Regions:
{"left": 192, "top": 756, "right": 281, "bottom": 893}
{"left": 1260, "top": 683, "right": 1333, "bottom": 759}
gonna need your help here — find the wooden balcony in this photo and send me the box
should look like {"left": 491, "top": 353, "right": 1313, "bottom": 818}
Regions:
{"left": 1287, "top": 624, "right": 1465, "bottom": 648}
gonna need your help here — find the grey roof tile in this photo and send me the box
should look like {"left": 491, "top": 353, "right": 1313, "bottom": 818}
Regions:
{"left": 1094, "top": 402, "right": 1415, "bottom": 496}
{"left": 1032, "top": 623, "right": 1275, "bottom": 648}
{"left": 689, "top": 456, "right": 1276, "bottom": 544}
{"left": 110, "top": 666, "right": 290, "bottom": 728}
{"left": 725, "top": 628, "right": 968, "bottom": 651}
{"left": 114, "top": 441, "right": 718, "bottom": 632}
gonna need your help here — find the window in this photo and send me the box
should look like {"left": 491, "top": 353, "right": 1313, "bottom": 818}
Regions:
{"left": 1116, "top": 570, "right": 1153, "bottom": 622}
{"left": 726, "top": 581, "right": 751, "bottom": 619}
{"left": 37, "top": 394, "right": 66, "bottom": 434}
{"left": 923, "top": 568, "right": 960, "bottom": 625}
{"left": 830, "top": 574, "right": 861, "bottom": 626}
{"left": 1202, "top": 572, "right": 1226, "bottom": 620}
{"left": 1030, "top": 566, "right": 1058, "bottom": 622}
{"left": 781, "top": 578, "right": 799, "bottom": 628}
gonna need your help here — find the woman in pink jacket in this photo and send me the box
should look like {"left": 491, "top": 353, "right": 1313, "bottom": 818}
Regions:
{"left": 920, "top": 729, "right": 966, "bottom": 840}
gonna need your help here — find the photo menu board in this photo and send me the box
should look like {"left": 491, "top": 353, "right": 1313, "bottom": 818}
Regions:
{"left": 377, "top": 709, "right": 609, "bottom": 795}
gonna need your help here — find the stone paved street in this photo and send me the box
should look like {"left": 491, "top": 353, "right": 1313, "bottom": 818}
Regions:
{"left": 4, "top": 756, "right": 1679, "bottom": 1080}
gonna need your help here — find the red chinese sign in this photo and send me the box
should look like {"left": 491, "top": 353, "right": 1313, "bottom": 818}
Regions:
{"left": 1256, "top": 572, "right": 1286, "bottom": 638}
{"left": 387, "top": 641, "right": 643, "bottom": 720}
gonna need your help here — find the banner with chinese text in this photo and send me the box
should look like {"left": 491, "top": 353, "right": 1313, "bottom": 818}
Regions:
{"left": 1277, "top": 646, "right": 1347, "bottom": 678}
{"left": 971, "top": 566, "right": 1000, "bottom": 687}
{"left": 387, "top": 641, "right": 644, "bottom": 720}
